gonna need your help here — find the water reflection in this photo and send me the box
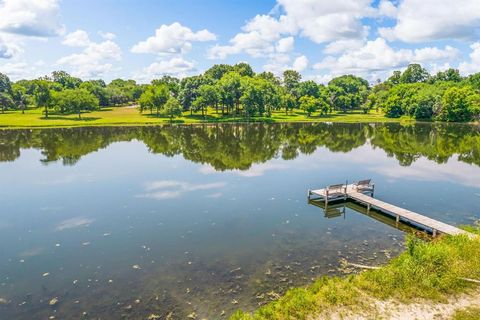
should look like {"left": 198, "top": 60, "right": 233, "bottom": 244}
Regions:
{"left": 1, "top": 122, "right": 479, "bottom": 168}
{"left": 0, "top": 123, "right": 479, "bottom": 319}
{"left": 309, "top": 199, "right": 426, "bottom": 236}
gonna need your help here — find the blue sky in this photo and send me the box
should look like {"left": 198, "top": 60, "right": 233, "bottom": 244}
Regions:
{"left": 0, "top": 0, "right": 479, "bottom": 83}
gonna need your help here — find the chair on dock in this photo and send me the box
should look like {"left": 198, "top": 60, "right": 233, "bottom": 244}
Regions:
{"left": 353, "top": 179, "right": 374, "bottom": 194}
{"left": 325, "top": 183, "right": 347, "bottom": 199}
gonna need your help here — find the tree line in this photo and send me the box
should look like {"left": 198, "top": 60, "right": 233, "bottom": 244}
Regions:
{"left": 0, "top": 62, "right": 479, "bottom": 122}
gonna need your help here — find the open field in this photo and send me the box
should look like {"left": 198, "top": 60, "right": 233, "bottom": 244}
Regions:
{"left": 0, "top": 106, "right": 408, "bottom": 129}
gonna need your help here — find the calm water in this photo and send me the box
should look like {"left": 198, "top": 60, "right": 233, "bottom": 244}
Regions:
{"left": 0, "top": 123, "right": 479, "bottom": 319}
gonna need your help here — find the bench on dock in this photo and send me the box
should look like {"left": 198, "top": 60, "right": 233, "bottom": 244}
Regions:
{"left": 326, "top": 183, "right": 347, "bottom": 198}
{"left": 353, "top": 179, "right": 374, "bottom": 194}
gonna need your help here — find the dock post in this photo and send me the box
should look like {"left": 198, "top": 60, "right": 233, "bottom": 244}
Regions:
{"left": 367, "top": 203, "right": 371, "bottom": 213}
{"left": 432, "top": 229, "right": 437, "bottom": 237}
{"left": 396, "top": 215, "right": 400, "bottom": 224}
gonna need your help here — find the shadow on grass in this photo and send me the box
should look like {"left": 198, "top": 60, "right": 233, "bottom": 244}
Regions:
{"left": 42, "top": 116, "right": 101, "bottom": 122}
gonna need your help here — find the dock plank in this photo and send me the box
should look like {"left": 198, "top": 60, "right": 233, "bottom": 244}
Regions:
{"left": 310, "top": 185, "right": 473, "bottom": 238}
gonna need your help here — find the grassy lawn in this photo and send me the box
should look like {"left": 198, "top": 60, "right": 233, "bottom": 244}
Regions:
{"left": 230, "top": 226, "right": 480, "bottom": 320}
{"left": 0, "top": 106, "right": 407, "bottom": 129}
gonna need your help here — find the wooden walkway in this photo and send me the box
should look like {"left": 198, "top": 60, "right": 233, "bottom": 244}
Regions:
{"left": 309, "top": 183, "right": 473, "bottom": 238}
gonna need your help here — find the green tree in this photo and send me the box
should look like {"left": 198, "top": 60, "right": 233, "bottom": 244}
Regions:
{"left": 204, "top": 64, "right": 234, "bottom": 81}
{"left": 197, "top": 84, "right": 220, "bottom": 114}
{"left": 233, "top": 62, "right": 255, "bottom": 77}
{"left": 163, "top": 97, "right": 182, "bottom": 122}
{"left": 80, "top": 80, "right": 110, "bottom": 107}
{"left": 11, "top": 83, "right": 29, "bottom": 114}
{"left": 399, "top": 64, "right": 430, "bottom": 83}
{"left": 33, "top": 80, "right": 52, "bottom": 118}
{"left": 0, "top": 92, "right": 14, "bottom": 113}
{"left": 257, "top": 71, "right": 281, "bottom": 86}
{"left": 439, "top": 86, "right": 479, "bottom": 122}
{"left": 387, "top": 70, "right": 402, "bottom": 85}
{"left": 151, "top": 76, "right": 180, "bottom": 98}
{"left": 51, "top": 71, "right": 82, "bottom": 89}
{"left": 51, "top": 88, "right": 99, "bottom": 118}
{"left": 328, "top": 75, "right": 369, "bottom": 112}
{"left": 281, "top": 93, "right": 296, "bottom": 115}
{"left": 299, "top": 95, "right": 318, "bottom": 116}
{"left": 139, "top": 84, "right": 170, "bottom": 117}
{"left": 297, "top": 80, "right": 320, "bottom": 98}
{"left": 179, "top": 75, "right": 208, "bottom": 113}
{"left": 0, "top": 72, "right": 12, "bottom": 94}
{"left": 218, "top": 72, "right": 242, "bottom": 114}
{"left": 282, "top": 70, "right": 301, "bottom": 95}
{"left": 429, "top": 68, "right": 462, "bottom": 83}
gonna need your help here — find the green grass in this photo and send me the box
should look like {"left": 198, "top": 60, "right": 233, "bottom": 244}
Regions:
{"left": 452, "top": 307, "right": 480, "bottom": 320}
{"left": 230, "top": 226, "right": 480, "bottom": 320}
{"left": 0, "top": 106, "right": 409, "bottom": 129}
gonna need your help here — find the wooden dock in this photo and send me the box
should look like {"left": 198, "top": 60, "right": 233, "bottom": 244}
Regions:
{"left": 308, "top": 182, "right": 473, "bottom": 238}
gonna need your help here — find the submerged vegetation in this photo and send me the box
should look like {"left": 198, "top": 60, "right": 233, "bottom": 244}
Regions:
{"left": 230, "top": 226, "right": 480, "bottom": 319}
{"left": 1, "top": 62, "right": 479, "bottom": 126}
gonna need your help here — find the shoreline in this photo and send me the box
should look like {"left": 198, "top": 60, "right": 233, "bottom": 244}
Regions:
{"left": 230, "top": 227, "right": 480, "bottom": 320}
{"left": 0, "top": 106, "right": 444, "bottom": 130}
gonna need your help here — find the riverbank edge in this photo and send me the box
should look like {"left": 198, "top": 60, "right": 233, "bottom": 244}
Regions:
{"left": 229, "top": 226, "right": 480, "bottom": 320}
{"left": 0, "top": 114, "right": 435, "bottom": 130}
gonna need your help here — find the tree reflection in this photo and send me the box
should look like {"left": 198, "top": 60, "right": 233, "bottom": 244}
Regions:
{"left": 0, "top": 123, "right": 479, "bottom": 168}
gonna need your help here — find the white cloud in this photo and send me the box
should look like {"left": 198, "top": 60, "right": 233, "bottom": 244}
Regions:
{"left": 134, "top": 57, "right": 196, "bottom": 82}
{"left": 263, "top": 54, "right": 308, "bottom": 75}
{"left": 131, "top": 22, "right": 216, "bottom": 55}
{"left": 379, "top": 0, "right": 480, "bottom": 42}
{"left": 315, "top": 38, "right": 412, "bottom": 73}
{"left": 275, "top": 36, "right": 294, "bottom": 53}
{"left": 413, "top": 46, "right": 459, "bottom": 62}
{"left": 98, "top": 31, "right": 116, "bottom": 40}
{"left": 0, "top": 61, "right": 41, "bottom": 80}
{"left": 314, "top": 38, "right": 460, "bottom": 81}
{"left": 277, "top": 0, "right": 371, "bottom": 43}
{"left": 376, "top": 0, "right": 397, "bottom": 18}
{"left": 459, "top": 42, "right": 480, "bottom": 75}
{"left": 323, "top": 39, "right": 365, "bottom": 54}
{"left": 292, "top": 55, "right": 308, "bottom": 71}
{"left": 208, "top": 14, "right": 295, "bottom": 59}
{"left": 0, "top": 34, "right": 22, "bottom": 58}
{"left": 58, "top": 32, "right": 122, "bottom": 78}
{"left": 0, "top": 0, "right": 64, "bottom": 37}
{"left": 138, "top": 180, "right": 226, "bottom": 200}
{"left": 62, "top": 29, "right": 91, "bottom": 47}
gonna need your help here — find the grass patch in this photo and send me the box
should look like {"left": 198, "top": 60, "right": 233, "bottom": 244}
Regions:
{"left": 0, "top": 107, "right": 407, "bottom": 129}
{"left": 231, "top": 226, "right": 480, "bottom": 320}
{"left": 452, "top": 307, "right": 480, "bottom": 320}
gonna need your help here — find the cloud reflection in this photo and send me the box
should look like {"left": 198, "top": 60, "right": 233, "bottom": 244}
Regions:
{"left": 139, "top": 180, "right": 226, "bottom": 200}
{"left": 199, "top": 162, "right": 288, "bottom": 177}
{"left": 55, "top": 217, "right": 95, "bottom": 231}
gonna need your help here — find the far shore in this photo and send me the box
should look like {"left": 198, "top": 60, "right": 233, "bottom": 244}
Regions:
{"left": 0, "top": 106, "right": 439, "bottom": 130}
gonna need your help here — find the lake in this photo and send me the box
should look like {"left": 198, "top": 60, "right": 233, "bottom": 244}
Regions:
{"left": 0, "top": 122, "right": 479, "bottom": 319}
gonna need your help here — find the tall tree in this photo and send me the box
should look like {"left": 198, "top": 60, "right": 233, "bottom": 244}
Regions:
{"left": 51, "top": 71, "right": 82, "bottom": 89}
{"left": 33, "top": 80, "right": 52, "bottom": 118}
{"left": 328, "top": 75, "right": 369, "bottom": 112}
{"left": 282, "top": 70, "right": 301, "bottom": 95}
{"left": 399, "top": 64, "right": 430, "bottom": 83}
{"left": 163, "top": 97, "right": 183, "bottom": 122}
{"left": 233, "top": 62, "right": 255, "bottom": 77}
